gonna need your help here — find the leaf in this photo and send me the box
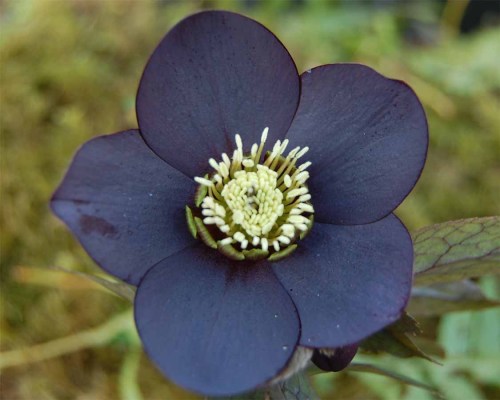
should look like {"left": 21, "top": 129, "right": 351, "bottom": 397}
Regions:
{"left": 209, "top": 390, "right": 266, "bottom": 400}
{"left": 346, "top": 362, "right": 441, "bottom": 396}
{"left": 360, "top": 313, "right": 441, "bottom": 364}
{"left": 118, "top": 344, "right": 143, "bottom": 400}
{"left": 271, "top": 372, "right": 320, "bottom": 400}
{"left": 412, "top": 216, "right": 500, "bottom": 285}
{"left": 209, "top": 373, "right": 319, "bottom": 400}
{"left": 408, "top": 280, "right": 500, "bottom": 316}
{"left": 389, "top": 312, "right": 422, "bottom": 336}
{"left": 411, "top": 337, "right": 446, "bottom": 359}
{"left": 48, "top": 265, "right": 136, "bottom": 302}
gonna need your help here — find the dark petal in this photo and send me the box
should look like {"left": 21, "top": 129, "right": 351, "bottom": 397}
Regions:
{"left": 286, "top": 64, "right": 428, "bottom": 225}
{"left": 312, "top": 344, "right": 359, "bottom": 372}
{"left": 51, "top": 130, "right": 195, "bottom": 285}
{"left": 137, "top": 11, "right": 300, "bottom": 177}
{"left": 271, "top": 214, "right": 413, "bottom": 348}
{"left": 134, "top": 244, "right": 300, "bottom": 397}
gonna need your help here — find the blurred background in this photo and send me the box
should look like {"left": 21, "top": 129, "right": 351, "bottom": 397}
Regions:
{"left": 1, "top": 0, "right": 499, "bottom": 399}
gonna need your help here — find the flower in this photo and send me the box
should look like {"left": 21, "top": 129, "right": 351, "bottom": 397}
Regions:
{"left": 51, "top": 10, "right": 428, "bottom": 397}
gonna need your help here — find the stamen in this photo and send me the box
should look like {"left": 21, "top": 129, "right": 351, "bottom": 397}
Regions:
{"left": 222, "top": 153, "right": 231, "bottom": 168}
{"left": 219, "top": 237, "right": 233, "bottom": 246}
{"left": 284, "top": 175, "right": 292, "bottom": 188}
{"left": 298, "top": 161, "right": 312, "bottom": 171}
{"left": 242, "top": 159, "right": 254, "bottom": 168}
{"left": 194, "top": 177, "right": 214, "bottom": 187}
{"left": 191, "top": 128, "right": 314, "bottom": 261}
{"left": 209, "top": 158, "right": 219, "bottom": 171}
{"left": 261, "top": 238, "right": 269, "bottom": 252}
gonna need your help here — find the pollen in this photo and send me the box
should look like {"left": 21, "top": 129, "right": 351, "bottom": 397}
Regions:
{"left": 191, "top": 128, "right": 314, "bottom": 260}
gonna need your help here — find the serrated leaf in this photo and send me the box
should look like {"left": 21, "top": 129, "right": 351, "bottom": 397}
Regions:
{"left": 412, "top": 217, "right": 500, "bottom": 285}
{"left": 408, "top": 280, "right": 500, "bottom": 316}
{"left": 360, "top": 313, "right": 440, "bottom": 364}
{"left": 346, "top": 362, "right": 441, "bottom": 396}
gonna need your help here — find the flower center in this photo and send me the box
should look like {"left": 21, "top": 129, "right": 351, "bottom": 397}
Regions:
{"left": 187, "top": 128, "right": 314, "bottom": 261}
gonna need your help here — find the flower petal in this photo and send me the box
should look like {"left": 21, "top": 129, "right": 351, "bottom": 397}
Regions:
{"left": 286, "top": 64, "right": 428, "bottom": 225}
{"left": 134, "top": 244, "right": 300, "bottom": 396}
{"left": 51, "top": 130, "right": 195, "bottom": 285}
{"left": 137, "top": 11, "right": 300, "bottom": 177}
{"left": 271, "top": 214, "right": 413, "bottom": 348}
{"left": 312, "top": 344, "right": 359, "bottom": 372}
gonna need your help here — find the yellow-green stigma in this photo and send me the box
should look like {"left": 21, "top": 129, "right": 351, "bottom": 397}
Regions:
{"left": 190, "top": 128, "right": 314, "bottom": 260}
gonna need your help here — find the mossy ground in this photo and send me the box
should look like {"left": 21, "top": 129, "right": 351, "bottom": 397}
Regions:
{"left": 1, "top": 0, "right": 499, "bottom": 399}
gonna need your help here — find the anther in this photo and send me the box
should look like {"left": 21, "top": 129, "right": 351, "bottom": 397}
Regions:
{"left": 191, "top": 128, "right": 313, "bottom": 260}
{"left": 194, "top": 177, "right": 214, "bottom": 187}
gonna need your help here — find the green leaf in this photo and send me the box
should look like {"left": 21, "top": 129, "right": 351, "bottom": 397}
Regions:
{"left": 209, "top": 373, "right": 319, "bottom": 400}
{"left": 270, "top": 372, "right": 320, "bottom": 400}
{"left": 47, "top": 265, "right": 135, "bottom": 302}
{"left": 408, "top": 280, "right": 500, "bottom": 316}
{"left": 389, "top": 312, "right": 422, "bottom": 336}
{"left": 412, "top": 217, "right": 500, "bottom": 285}
{"left": 346, "top": 362, "right": 441, "bottom": 396}
{"left": 209, "top": 390, "right": 266, "bottom": 400}
{"left": 118, "top": 344, "right": 143, "bottom": 400}
{"left": 360, "top": 313, "right": 441, "bottom": 364}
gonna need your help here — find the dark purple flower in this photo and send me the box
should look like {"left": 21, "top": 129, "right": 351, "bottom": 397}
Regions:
{"left": 51, "top": 11, "right": 427, "bottom": 397}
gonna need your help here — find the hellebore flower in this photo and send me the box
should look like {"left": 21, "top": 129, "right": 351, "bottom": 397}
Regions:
{"left": 51, "top": 10, "right": 428, "bottom": 397}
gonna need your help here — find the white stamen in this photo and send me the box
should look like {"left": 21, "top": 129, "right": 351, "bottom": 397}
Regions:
{"left": 277, "top": 235, "right": 291, "bottom": 245}
{"left": 296, "top": 171, "right": 309, "bottom": 184}
{"left": 219, "top": 237, "right": 233, "bottom": 245}
{"left": 234, "top": 231, "right": 245, "bottom": 242}
{"left": 287, "top": 187, "right": 309, "bottom": 199}
{"left": 261, "top": 238, "right": 269, "bottom": 252}
{"left": 242, "top": 159, "right": 254, "bottom": 168}
{"left": 288, "top": 215, "right": 309, "bottom": 224}
{"left": 298, "top": 161, "right": 312, "bottom": 171}
{"left": 235, "top": 134, "right": 243, "bottom": 151}
{"left": 194, "top": 177, "right": 214, "bottom": 187}
{"left": 296, "top": 223, "right": 309, "bottom": 231}
{"left": 298, "top": 194, "right": 312, "bottom": 202}
{"left": 297, "top": 203, "right": 314, "bottom": 213}
{"left": 193, "top": 128, "right": 313, "bottom": 257}
{"left": 222, "top": 153, "right": 231, "bottom": 168}
{"left": 296, "top": 147, "right": 309, "bottom": 159}
{"left": 209, "top": 158, "right": 219, "bottom": 171}
{"left": 261, "top": 127, "right": 269, "bottom": 143}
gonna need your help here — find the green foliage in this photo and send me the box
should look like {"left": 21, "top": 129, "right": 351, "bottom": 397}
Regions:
{"left": 272, "top": 372, "right": 320, "bottom": 400}
{"left": 360, "top": 313, "right": 440, "bottom": 364}
{"left": 346, "top": 363, "right": 440, "bottom": 396}
{"left": 408, "top": 280, "right": 500, "bottom": 317}
{"left": 413, "top": 217, "right": 500, "bottom": 284}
